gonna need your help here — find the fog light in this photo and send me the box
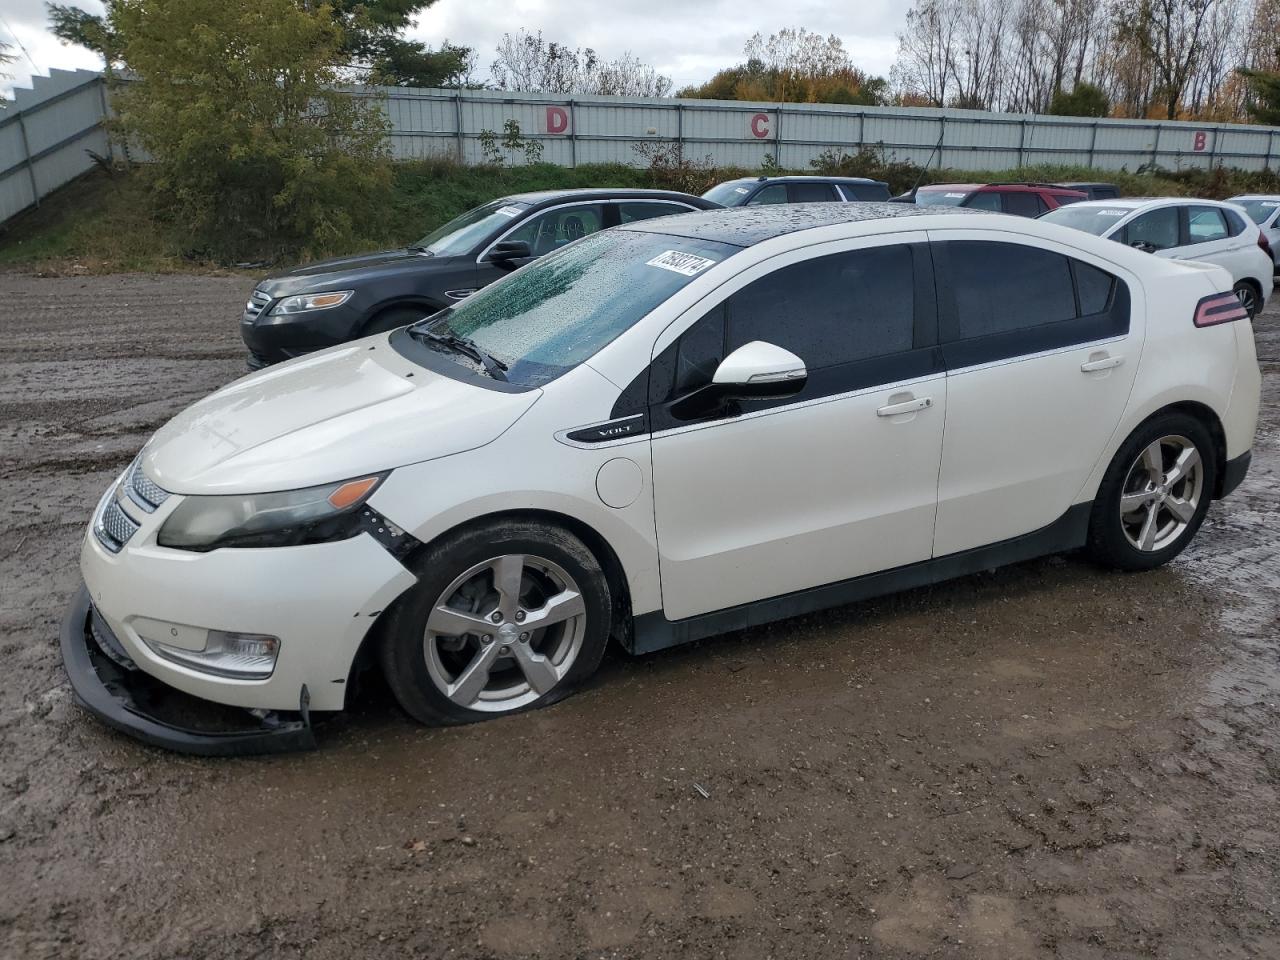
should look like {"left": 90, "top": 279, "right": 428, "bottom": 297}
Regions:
{"left": 144, "top": 630, "right": 280, "bottom": 680}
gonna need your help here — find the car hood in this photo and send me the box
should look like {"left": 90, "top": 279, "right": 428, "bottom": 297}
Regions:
{"left": 142, "top": 340, "right": 539, "bottom": 495}
{"left": 256, "top": 249, "right": 458, "bottom": 297}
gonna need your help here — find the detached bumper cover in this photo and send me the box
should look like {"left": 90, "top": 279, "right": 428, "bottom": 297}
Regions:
{"left": 60, "top": 585, "right": 316, "bottom": 756}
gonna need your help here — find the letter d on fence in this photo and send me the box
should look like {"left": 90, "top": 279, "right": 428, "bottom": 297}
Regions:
{"left": 546, "top": 106, "right": 570, "bottom": 135}
{"left": 750, "top": 113, "right": 770, "bottom": 139}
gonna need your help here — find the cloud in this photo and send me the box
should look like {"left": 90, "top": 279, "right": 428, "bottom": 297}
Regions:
{"left": 1, "top": 0, "right": 105, "bottom": 97}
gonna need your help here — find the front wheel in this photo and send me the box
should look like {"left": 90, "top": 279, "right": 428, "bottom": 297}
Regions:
{"left": 1086, "top": 412, "right": 1217, "bottom": 571}
{"left": 379, "top": 520, "right": 612, "bottom": 725}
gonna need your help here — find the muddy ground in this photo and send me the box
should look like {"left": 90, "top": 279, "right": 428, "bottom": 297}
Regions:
{"left": 1, "top": 271, "right": 1278, "bottom": 960}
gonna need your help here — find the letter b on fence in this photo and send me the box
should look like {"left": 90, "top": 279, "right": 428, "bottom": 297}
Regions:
{"left": 1193, "top": 131, "right": 1208, "bottom": 153}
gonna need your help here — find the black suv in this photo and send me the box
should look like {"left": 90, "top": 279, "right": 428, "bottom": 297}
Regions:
{"left": 702, "top": 175, "right": 890, "bottom": 207}
{"left": 240, "top": 188, "right": 717, "bottom": 368}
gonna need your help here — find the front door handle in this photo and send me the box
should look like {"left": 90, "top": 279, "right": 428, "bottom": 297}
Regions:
{"left": 1080, "top": 353, "right": 1124, "bottom": 373}
{"left": 876, "top": 395, "right": 933, "bottom": 417}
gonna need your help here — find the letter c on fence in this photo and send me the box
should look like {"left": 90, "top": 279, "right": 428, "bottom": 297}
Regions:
{"left": 750, "top": 113, "right": 770, "bottom": 139}
{"left": 546, "top": 106, "right": 570, "bottom": 135}
{"left": 1193, "top": 131, "right": 1207, "bottom": 152}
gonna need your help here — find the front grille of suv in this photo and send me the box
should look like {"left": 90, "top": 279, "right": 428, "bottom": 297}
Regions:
{"left": 242, "top": 288, "right": 271, "bottom": 323}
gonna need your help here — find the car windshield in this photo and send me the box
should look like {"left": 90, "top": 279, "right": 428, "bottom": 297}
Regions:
{"left": 1230, "top": 197, "right": 1280, "bottom": 224}
{"left": 412, "top": 200, "right": 531, "bottom": 256}
{"left": 702, "top": 181, "right": 755, "bottom": 206}
{"left": 1039, "top": 205, "right": 1131, "bottom": 236}
{"left": 412, "top": 230, "right": 739, "bottom": 387}
{"left": 914, "top": 189, "right": 972, "bottom": 207}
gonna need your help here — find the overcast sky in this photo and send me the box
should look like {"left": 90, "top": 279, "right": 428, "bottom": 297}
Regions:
{"left": 1, "top": 0, "right": 907, "bottom": 98}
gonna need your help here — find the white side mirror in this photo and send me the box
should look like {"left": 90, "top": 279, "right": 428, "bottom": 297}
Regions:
{"left": 712, "top": 341, "right": 807, "bottom": 389}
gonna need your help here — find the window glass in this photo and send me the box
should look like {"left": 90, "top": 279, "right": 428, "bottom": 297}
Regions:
{"left": 838, "top": 183, "right": 889, "bottom": 201}
{"left": 1123, "top": 208, "right": 1180, "bottom": 250}
{"left": 421, "top": 231, "right": 737, "bottom": 387}
{"left": 504, "top": 205, "right": 605, "bottom": 257}
{"left": 702, "top": 181, "right": 754, "bottom": 206}
{"left": 1002, "top": 192, "right": 1043, "bottom": 217}
{"left": 1039, "top": 204, "right": 1129, "bottom": 236}
{"left": 1093, "top": 187, "right": 1119, "bottom": 200}
{"left": 746, "top": 184, "right": 788, "bottom": 205}
{"left": 965, "top": 191, "right": 1003, "bottom": 211}
{"left": 915, "top": 189, "right": 971, "bottom": 206}
{"left": 1222, "top": 208, "right": 1247, "bottom": 236}
{"left": 413, "top": 201, "right": 531, "bottom": 255}
{"left": 617, "top": 201, "right": 690, "bottom": 224}
{"left": 726, "top": 246, "right": 915, "bottom": 369}
{"left": 1074, "top": 261, "right": 1115, "bottom": 315}
{"left": 789, "top": 182, "right": 837, "bottom": 203}
{"left": 948, "top": 241, "right": 1076, "bottom": 338}
{"left": 1187, "top": 206, "right": 1229, "bottom": 243}
{"left": 1231, "top": 197, "right": 1280, "bottom": 224}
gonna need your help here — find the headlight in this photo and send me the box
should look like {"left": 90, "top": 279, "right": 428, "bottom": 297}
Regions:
{"left": 267, "top": 290, "right": 355, "bottom": 315}
{"left": 157, "top": 474, "right": 386, "bottom": 551}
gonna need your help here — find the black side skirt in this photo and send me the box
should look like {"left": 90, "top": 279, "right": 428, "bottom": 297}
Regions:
{"left": 60, "top": 586, "right": 316, "bottom": 756}
{"left": 632, "top": 502, "right": 1093, "bottom": 655}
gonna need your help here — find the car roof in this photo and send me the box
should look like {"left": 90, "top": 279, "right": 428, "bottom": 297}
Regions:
{"left": 1061, "top": 197, "right": 1233, "bottom": 211}
{"left": 1052, "top": 181, "right": 1119, "bottom": 188}
{"left": 1228, "top": 194, "right": 1280, "bottom": 201}
{"left": 622, "top": 202, "right": 980, "bottom": 247}
{"left": 722, "top": 175, "right": 888, "bottom": 186}
{"left": 920, "top": 182, "right": 1084, "bottom": 194}
{"left": 501, "top": 188, "right": 713, "bottom": 206}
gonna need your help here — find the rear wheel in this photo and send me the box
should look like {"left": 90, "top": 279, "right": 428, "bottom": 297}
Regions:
{"left": 380, "top": 520, "right": 612, "bottom": 725}
{"left": 1086, "top": 412, "right": 1217, "bottom": 571}
{"left": 1233, "top": 280, "right": 1261, "bottom": 319}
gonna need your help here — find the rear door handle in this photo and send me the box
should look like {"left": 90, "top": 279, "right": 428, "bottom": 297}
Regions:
{"left": 876, "top": 396, "right": 932, "bottom": 417}
{"left": 1081, "top": 353, "right": 1124, "bottom": 372}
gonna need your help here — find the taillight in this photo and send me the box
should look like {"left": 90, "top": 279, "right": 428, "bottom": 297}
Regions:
{"left": 1259, "top": 232, "right": 1273, "bottom": 258}
{"left": 1193, "top": 291, "right": 1248, "bottom": 327}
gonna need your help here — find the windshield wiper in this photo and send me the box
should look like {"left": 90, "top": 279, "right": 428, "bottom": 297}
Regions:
{"left": 410, "top": 329, "right": 508, "bottom": 381}
{"left": 406, "top": 244, "right": 432, "bottom": 255}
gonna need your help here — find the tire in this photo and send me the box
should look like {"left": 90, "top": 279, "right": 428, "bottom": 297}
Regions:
{"left": 363, "top": 305, "right": 432, "bottom": 337}
{"left": 1086, "top": 411, "right": 1218, "bottom": 571}
{"left": 1232, "top": 280, "right": 1261, "bottom": 319}
{"left": 379, "top": 519, "right": 612, "bottom": 726}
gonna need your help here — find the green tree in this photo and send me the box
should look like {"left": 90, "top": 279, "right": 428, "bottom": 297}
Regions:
{"left": 1048, "top": 82, "right": 1111, "bottom": 117}
{"left": 48, "top": 0, "right": 471, "bottom": 87}
{"left": 1240, "top": 50, "right": 1280, "bottom": 125}
{"left": 109, "top": 0, "right": 392, "bottom": 260}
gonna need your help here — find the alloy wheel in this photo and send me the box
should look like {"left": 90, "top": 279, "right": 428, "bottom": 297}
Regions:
{"left": 422, "top": 554, "right": 587, "bottom": 712}
{"left": 1236, "top": 284, "right": 1259, "bottom": 317}
{"left": 1118, "top": 434, "right": 1204, "bottom": 552}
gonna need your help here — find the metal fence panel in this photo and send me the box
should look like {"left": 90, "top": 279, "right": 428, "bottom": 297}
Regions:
{"left": 4, "top": 72, "right": 1280, "bottom": 226}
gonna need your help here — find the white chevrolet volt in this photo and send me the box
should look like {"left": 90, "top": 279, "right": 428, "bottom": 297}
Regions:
{"left": 63, "top": 204, "right": 1261, "bottom": 753}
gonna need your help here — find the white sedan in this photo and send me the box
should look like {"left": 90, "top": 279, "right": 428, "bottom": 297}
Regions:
{"left": 63, "top": 204, "right": 1261, "bottom": 753}
{"left": 1228, "top": 195, "right": 1280, "bottom": 274}
{"left": 1039, "top": 197, "right": 1274, "bottom": 317}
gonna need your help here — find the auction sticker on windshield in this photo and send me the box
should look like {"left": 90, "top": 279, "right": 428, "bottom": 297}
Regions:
{"left": 1098, "top": 209, "right": 1127, "bottom": 216}
{"left": 646, "top": 251, "right": 718, "bottom": 277}
{"left": 495, "top": 206, "right": 523, "bottom": 217}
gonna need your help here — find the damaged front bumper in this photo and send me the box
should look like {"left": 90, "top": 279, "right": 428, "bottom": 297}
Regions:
{"left": 60, "top": 585, "right": 316, "bottom": 756}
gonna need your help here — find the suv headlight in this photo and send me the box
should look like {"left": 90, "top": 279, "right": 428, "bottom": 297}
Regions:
{"left": 157, "top": 474, "right": 385, "bottom": 551}
{"left": 268, "top": 290, "right": 354, "bottom": 315}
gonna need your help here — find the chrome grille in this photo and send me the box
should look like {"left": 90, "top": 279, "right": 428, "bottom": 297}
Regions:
{"left": 242, "top": 288, "right": 272, "bottom": 323}
{"left": 95, "top": 497, "right": 140, "bottom": 553}
{"left": 126, "top": 460, "right": 169, "bottom": 512}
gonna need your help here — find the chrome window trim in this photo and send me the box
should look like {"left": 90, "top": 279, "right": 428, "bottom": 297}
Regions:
{"left": 943, "top": 334, "right": 1128, "bottom": 377}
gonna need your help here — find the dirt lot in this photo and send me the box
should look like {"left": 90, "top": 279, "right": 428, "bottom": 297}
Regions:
{"left": 1, "top": 270, "right": 1278, "bottom": 960}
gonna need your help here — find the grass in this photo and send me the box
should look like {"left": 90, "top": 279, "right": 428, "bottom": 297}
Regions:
{"left": 3, "top": 156, "right": 1279, "bottom": 276}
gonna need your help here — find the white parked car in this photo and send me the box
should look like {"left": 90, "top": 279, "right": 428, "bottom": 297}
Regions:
{"left": 1039, "top": 197, "right": 1274, "bottom": 317}
{"left": 1227, "top": 195, "right": 1280, "bottom": 274}
{"left": 63, "top": 205, "right": 1261, "bottom": 753}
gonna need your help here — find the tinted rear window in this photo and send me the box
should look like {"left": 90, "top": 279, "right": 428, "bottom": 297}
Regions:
{"left": 949, "top": 242, "right": 1077, "bottom": 338}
